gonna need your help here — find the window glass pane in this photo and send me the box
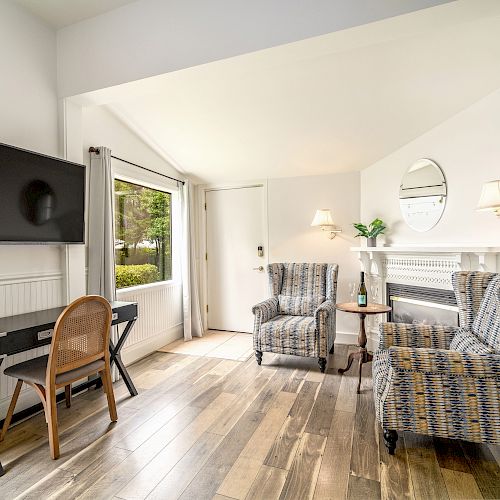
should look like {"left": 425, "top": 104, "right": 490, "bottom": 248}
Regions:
{"left": 114, "top": 179, "right": 172, "bottom": 289}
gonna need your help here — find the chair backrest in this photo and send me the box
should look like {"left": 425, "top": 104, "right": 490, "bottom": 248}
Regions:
{"left": 47, "top": 295, "right": 112, "bottom": 380}
{"left": 452, "top": 271, "right": 497, "bottom": 328}
{"left": 472, "top": 274, "right": 500, "bottom": 352}
{"left": 267, "top": 263, "right": 338, "bottom": 316}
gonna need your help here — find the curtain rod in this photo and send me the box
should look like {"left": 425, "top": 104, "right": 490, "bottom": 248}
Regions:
{"left": 88, "top": 147, "right": 185, "bottom": 185}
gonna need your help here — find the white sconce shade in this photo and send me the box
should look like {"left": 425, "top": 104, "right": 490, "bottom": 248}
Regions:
{"left": 477, "top": 180, "right": 500, "bottom": 216}
{"left": 311, "top": 209, "right": 334, "bottom": 227}
{"left": 311, "top": 209, "right": 342, "bottom": 239}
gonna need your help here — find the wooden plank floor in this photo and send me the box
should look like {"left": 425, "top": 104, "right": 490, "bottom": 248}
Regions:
{"left": 0, "top": 344, "right": 499, "bottom": 500}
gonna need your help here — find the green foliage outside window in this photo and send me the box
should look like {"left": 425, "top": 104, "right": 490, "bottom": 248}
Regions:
{"left": 114, "top": 179, "right": 172, "bottom": 289}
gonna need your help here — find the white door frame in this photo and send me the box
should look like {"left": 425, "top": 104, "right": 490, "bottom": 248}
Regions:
{"left": 198, "top": 180, "right": 269, "bottom": 332}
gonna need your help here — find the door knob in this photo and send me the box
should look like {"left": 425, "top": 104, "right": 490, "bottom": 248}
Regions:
{"left": 253, "top": 266, "right": 264, "bottom": 272}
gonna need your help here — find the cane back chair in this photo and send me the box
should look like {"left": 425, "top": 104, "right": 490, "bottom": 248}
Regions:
{"left": 0, "top": 295, "right": 117, "bottom": 459}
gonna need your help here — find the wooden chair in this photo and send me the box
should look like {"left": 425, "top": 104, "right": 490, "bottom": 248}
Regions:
{"left": 0, "top": 295, "right": 117, "bottom": 459}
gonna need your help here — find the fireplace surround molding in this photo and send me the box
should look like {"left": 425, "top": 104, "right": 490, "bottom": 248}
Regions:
{"left": 350, "top": 245, "right": 500, "bottom": 338}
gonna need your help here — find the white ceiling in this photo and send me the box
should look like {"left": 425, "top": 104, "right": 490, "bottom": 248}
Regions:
{"left": 16, "top": 0, "right": 137, "bottom": 28}
{"left": 75, "top": 1, "right": 500, "bottom": 183}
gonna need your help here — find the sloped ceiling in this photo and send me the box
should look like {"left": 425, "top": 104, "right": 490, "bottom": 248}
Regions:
{"left": 74, "top": 1, "right": 500, "bottom": 183}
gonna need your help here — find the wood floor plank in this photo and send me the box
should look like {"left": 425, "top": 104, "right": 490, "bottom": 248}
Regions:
{"left": 347, "top": 475, "right": 381, "bottom": 500}
{"left": 404, "top": 432, "right": 449, "bottom": 500}
{"left": 433, "top": 437, "right": 471, "bottom": 473}
{"left": 350, "top": 387, "right": 379, "bottom": 481}
{"left": 178, "top": 410, "right": 265, "bottom": 500}
{"left": 441, "top": 468, "right": 483, "bottom": 500}
{"left": 461, "top": 440, "right": 500, "bottom": 499}
{"left": 282, "top": 369, "right": 307, "bottom": 393}
{"left": 245, "top": 465, "right": 288, "bottom": 500}
{"left": 279, "top": 432, "right": 327, "bottom": 500}
{"left": 378, "top": 426, "right": 412, "bottom": 500}
{"left": 334, "top": 348, "right": 359, "bottom": 414}
{"left": 265, "top": 381, "right": 319, "bottom": 470}
{"left": 304, "top": 367, "right": 341, "bottom": 437}
{"left": 313, "top": 410, "right": 355, "bottom": 500}
{"left": 217, "top": 391, "right": 297, "bottom": 499}
{"left": 246, "top": 368, "right": 296, "bottom": 414}
{"left": 146, "top": 431, "right": 225, "bottom": 500}
{"left": 115, "top": 392, "right": 237, "bottom": 499}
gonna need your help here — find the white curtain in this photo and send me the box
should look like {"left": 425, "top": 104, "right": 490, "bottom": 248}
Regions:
{"left": 179, "top": 180, "right": 204, "bottom": 340}
{"left": 88, "top": 147, "right": 116, "bottom": 302}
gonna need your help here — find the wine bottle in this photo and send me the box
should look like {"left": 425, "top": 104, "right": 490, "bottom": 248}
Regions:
{"left": 357, "top": 272, "right": 367, "bottom": 307}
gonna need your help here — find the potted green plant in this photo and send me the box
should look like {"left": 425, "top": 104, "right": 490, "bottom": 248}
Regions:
{"left": 353, "top": 218, "right": 386, "bottom": 247}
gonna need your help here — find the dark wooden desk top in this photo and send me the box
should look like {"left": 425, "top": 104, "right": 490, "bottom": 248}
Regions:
{"left": 336, "top": 302, "right": 392, "bottom": 315}
{"left": 0, "top": 301, "right": 136, "bottom": 335}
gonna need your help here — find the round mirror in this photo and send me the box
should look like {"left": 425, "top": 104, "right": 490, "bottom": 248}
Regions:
{"left": 399, "top": 159, "right": 447, "bottom": 232}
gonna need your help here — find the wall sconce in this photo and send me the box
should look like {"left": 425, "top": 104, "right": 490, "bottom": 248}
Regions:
{"left": 311, "top": 209, "right": 342, "bottom": 239}
{"left": 477, "top": 180, "right": 500, "bottom": 216}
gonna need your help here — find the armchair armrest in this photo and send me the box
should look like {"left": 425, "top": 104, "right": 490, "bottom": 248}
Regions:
{"left": 388, "top": 346, "right": 500, "bottom": 378}
{"left": 379, "top": 322, "right": 458, "bottom": 350}
{"left": 252, "top": 297, "right": 279, "bottom": 324}
{"left": 315, "top": 300, "right": 336, "bottom": 357}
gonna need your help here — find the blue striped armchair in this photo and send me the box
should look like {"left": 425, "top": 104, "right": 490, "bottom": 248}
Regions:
{"left": 252, "top": 263, "right": 338, "bottom": 372}
{"left": 373, "top": 271, "right": 500, "bottom": 454}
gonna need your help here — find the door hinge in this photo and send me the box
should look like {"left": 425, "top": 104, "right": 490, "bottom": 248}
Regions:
{"left": 205, "top": 252, "right": 208, "bottom": 260}
{"left": 206, "top": 304, "right": 209, "bottom": 313}
{"left": 204, "top": 202, "right": 207, "bottom": 210}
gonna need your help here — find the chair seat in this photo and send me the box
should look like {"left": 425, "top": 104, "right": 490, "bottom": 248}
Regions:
{"left": 259, "top": 315, "right": 317, "bottom": 356}
{"left": 4, "top": 354, "right": 105, "bottom": 386}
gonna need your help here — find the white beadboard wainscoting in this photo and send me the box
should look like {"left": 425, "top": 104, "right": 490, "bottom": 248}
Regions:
{"left": 117, "top": 281, "right": 183, "bottom": 366}
{"left": 0, "top": 271, "right": 64, "bottom": 419}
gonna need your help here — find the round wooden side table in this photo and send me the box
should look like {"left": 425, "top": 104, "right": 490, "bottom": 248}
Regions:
{"left": 336, "top": 302, "right": 392, "bottom": 394}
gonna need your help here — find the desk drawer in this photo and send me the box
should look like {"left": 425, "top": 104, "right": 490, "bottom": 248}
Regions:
{"left": 0, "top": 324, "right": 54, "bottom": 356}
{"left": 111, "top": 303, "right": 138, "bottom": 325}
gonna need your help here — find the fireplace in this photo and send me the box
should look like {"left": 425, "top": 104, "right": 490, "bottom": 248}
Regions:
{"left": 386, "top": 283, "right": 459, "bottom": 327}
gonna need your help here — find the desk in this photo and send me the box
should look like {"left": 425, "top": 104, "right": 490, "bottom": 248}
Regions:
{"left": 336, "top": 302, "right": 391, "bottom": 394}
{"left": 0, "top": 300, "right": 138, "bottom": 476}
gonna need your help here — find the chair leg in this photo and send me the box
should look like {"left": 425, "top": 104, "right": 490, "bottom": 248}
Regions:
{"left": 318, "top": 357, "right": 327, "bottom": 373}
{"left": 255, "top": 350, "right": 263, "bottom": 366}
{"left": 383, "top": 429, "right": 398, "bottom": 455}
{"left": 100, "top": 368, "right": 118, "bottom": 422}
{"left": 46, "top": 386, "right": 59, "bottom": 459}
{"left": 0, "top": 380, "right": 23, "bottom": 441}
{"left": 64, "top": 385, "right": 72, "bottom": 408}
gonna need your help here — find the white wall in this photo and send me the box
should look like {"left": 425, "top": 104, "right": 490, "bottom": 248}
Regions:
{"left": 57, "top": 0, "right": 450, "bottom": 98}
{"left": 361, "top": 89, "right": 500, "bottom": 245}
{"left": 0, "top": 2, "right": 64, "bottom": 417}
{"left": 268, "top": 172, "right": 361, "bottom": 338}
{"left": 0, "top": 1, "right": 61, "bottom": 279}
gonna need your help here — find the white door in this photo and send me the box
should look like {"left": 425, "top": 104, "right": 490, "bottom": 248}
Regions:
{"left": 206, "top": 186, "right": 268, "bottom": 333}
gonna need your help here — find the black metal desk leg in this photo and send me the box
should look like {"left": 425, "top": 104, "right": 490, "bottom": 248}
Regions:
{"left": 109, "top": 319, "right": 138, "bottom": 397}
{"left": 0, "top": 356, "right": 4, "bottom": 476}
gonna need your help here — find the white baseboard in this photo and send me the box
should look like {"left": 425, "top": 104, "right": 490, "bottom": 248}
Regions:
{"left": 335, "top": 330, "right": 378, "bottom": 352}
{"left": 121, "top": 323, "right": 183, "bottom": 366}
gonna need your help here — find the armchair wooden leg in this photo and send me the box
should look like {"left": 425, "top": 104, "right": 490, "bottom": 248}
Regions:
{"left": 64, "top": 385, "right": 72, "bottom": 408}
{"left": 318, "top": 357, "right": 327, "bottom": 373}
{"left": 383, "top": 429, "right": 398, "bottom": 455}
{"left": 255, "top": 350, "right": 263, "bottom": 366}
{"left": 1, "top": 380, "right": 23, "bottom": 441}
{"left": 46, "top": 386, "right": 59, "bottom": 459}
{"left": 100, "top": 368, "right": 118, "bottom": 422}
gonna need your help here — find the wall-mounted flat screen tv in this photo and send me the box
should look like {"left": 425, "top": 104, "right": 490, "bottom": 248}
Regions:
{"left": 0, "top": 143, "right": 85, "bottom": 244}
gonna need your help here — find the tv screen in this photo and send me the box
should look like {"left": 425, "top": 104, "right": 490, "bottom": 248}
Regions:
{"left": 0, "top": 143, "right": 85, "bottom": 244}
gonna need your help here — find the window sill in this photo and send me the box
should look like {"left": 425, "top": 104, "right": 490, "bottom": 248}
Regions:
{"left": 116, "top": 280, "right": 181, "bottom": 294}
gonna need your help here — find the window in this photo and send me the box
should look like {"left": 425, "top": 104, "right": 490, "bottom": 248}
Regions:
{"left": 114, "top": 179, "right": 172, "bottom": 289}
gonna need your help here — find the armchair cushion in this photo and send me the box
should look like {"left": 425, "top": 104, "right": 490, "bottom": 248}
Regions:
{"left": 278, "top": 294, "right": 325, "bottom": 316}
{"left": 450, "top": 328, "right": 495, "bottom": 354}
{"left": 259, "top": 315, "right": 316, "bottom": 356}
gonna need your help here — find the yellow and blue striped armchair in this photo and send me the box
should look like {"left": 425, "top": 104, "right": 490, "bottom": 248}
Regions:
{"left": 252, "top": 263, "right": 338, "bottom": 373}
{"left": 373, "top": 271, "right": 500, "bottom": 454}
